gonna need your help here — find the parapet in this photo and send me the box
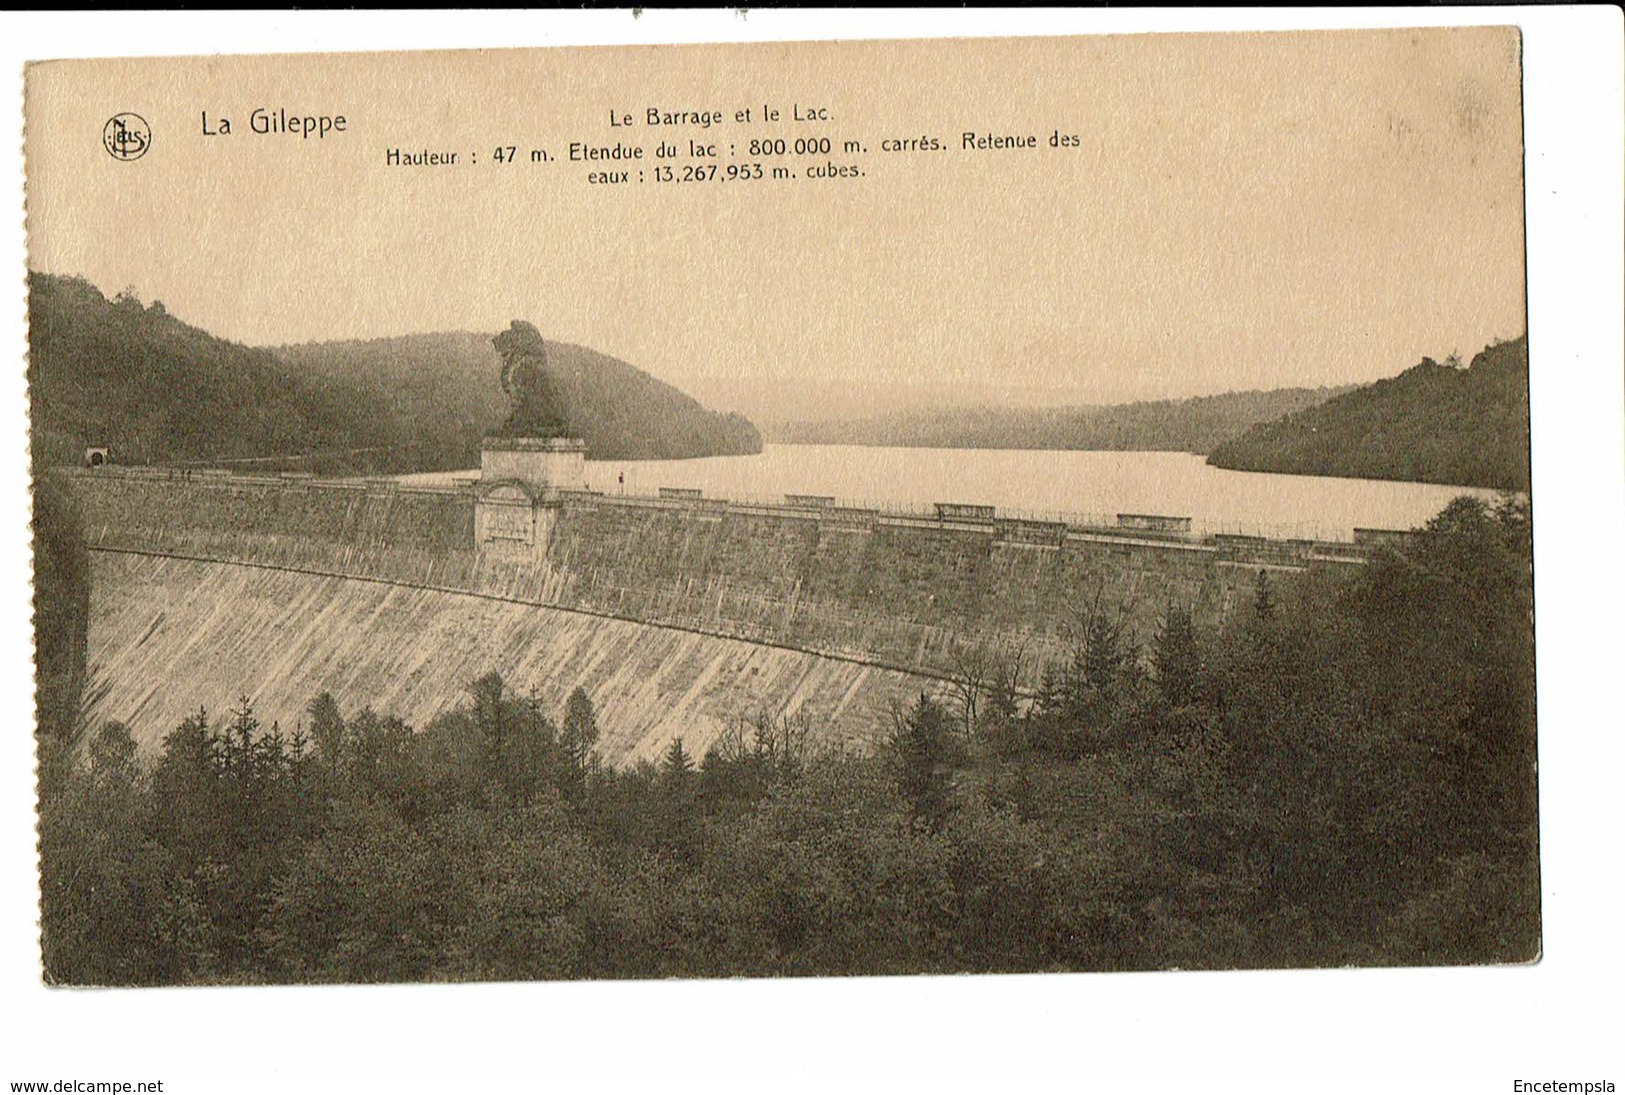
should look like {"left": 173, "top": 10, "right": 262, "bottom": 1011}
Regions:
{"left": 1117, "top": 513, "right": 1193, "bottom": 533}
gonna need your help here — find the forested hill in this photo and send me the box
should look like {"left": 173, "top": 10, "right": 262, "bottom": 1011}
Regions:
{"left": 1206, "top": 336, "right": 1530, "bottom": 492}
{"left": 274, "top": 333, "right": 762, "bottom": 463}
{"left": 26, "top": 271, "right": 762, "bottom": 473}
{"left": 768, "top": 387, "right": 1354, "bottom": 453}
{"left": 28, "top": 272, "right": 413, "bottom": 474}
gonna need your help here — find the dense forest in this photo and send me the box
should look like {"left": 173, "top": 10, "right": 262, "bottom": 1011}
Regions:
{"left": 768, "top": 387, "right": 1353, "bottom": 453}
{"left": 36, "top": 493, "right": 1538, "bottom": 983}
{"left": 32, "top": 476, "right": 89, "bottom": 781}
{"left": 27, "top": 273, "right": 412, "bottom": 474}
{"left": 274, "top": 332, "right": 762, "bottom": 463}
{"left": 1208, "top": 336, "right": 1530, "bottom": 491}
{"left": 27, "top": 272, "right": 762, "bottom": 473}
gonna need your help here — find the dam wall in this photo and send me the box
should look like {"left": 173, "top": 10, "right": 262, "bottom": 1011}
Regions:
{"left": 541, "top": 494, "right": 1267, "bottom": 675}
{"left": 87, "top": 553, "right": 926, "bottom": 763}
{"left": 61, "top": 466, "right": 1365, "bottom": 689}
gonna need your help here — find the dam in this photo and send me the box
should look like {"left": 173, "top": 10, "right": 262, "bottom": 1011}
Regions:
{"left": 85, "top": 551, "right": 921, "bottom": 765}
{"left": 63, "top": 451, "right": 1375, "bottom": 761}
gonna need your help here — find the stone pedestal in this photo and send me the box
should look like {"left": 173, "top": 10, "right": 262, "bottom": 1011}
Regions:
{"left": 479, "top": 436, "right": 587, "bottom": 495}
{"left": 475, "top": 437, "right": 586, "bottom": 561}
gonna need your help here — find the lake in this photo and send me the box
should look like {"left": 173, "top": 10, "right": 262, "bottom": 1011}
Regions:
{"left": 401, "top": 444, "right": 1506, "bottom": 542}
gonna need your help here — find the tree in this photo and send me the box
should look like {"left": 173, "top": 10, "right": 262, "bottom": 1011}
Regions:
{"left": 507, "top": 690, "right": 562, "bottom": 804}
{"left": 307, "top": 692, "right": 346, "bottom": 778}
{"left": 655, "top": 737, "right": 701, "bottom": 865}
{"left": 1068, "top": 593, "right": 1133, "bottom": 702}
{"left": 947, "top": 639, "right": 993, "bottom": 741}
{"left": 88, "top": 719, "right": 139, "bottom": 787}
{"left": 1252, "top": 569, "right": 1277, "bottom": 624}
{"left": 698, "top": 712, "right": 809, "bottom": 811}
{"left": 1033, "top": 665, "right": 1064, "bottom": 719}
{"left": 1152, "top": 603, "right": 1202, "bottom": 708}
{"left": 342, "top": 707, "right": 416, "bottom": 806}
{"left": 887, "top": 694, "right": 964, "bottom": 831}
{"left": 32, "top": 478, "right": 91, "bottom": 794}
{"left": 149, "top": 709, "right": 220, "bottom": 872}
{"left": 262, "top": 799, "right": 442, "bottom": 982}
{"left": 469, "top": 671, "right": 508, "bottom": 781}
{"left": 461, "top": 673, "right": 562, "bottom": 804}
{"left": 218, "top": 696, "right": 260, "bottom": 789}
{"left": 1034, "top": 593, "right": 1140, "bottom": 757}
{"left": 39, "top": 725, "right": 169, "bottom": 985}
{"left": 661, "top": 737, "right": 695, "bottom": 785}
{"left": 560, "top": 687, "right": 600, "bottom": 792}
{"left": 1194, "top": 494, "right": 1541, "bottom": 959}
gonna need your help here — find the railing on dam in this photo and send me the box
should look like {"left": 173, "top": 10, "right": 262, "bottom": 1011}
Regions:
{"left": 541, "top": 484, "right": 1378, "bottom": 545}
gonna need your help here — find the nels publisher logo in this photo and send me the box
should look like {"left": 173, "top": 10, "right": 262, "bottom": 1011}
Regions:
{"left": 102, "top": 113, "right": 150, "bottom": 161}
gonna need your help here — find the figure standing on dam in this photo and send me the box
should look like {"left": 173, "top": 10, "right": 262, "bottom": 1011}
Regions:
{"left": 492, "top": 319, "right": 570, "bottom": 438}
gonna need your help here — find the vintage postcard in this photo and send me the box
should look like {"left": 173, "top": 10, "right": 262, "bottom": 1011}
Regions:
{"left": 24, "top": 27, "right": 1537, "bottom": 990}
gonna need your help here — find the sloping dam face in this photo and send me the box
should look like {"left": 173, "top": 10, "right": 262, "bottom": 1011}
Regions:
{"left": 87, "top": 552, "right": 932, "bottom": 765}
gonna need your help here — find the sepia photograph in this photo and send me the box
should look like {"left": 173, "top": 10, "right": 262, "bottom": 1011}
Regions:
{"left": 25, "top": 24, "right": 1538, "bottom": 984}
{"left": 5, "top": 8, "right": 1622, "bottom": 1092}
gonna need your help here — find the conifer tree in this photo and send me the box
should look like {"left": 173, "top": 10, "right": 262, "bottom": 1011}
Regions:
{"left": 661, "top": 737, "right": 694, "bottom": 785}
{"left": 889, "top": 694, "right": 962, "bottom": 831}
{"left": 1253, "top": 570, "right": 1277, "bottom": 624}
{"left": 561, "top": 687, "right": 600, "bottom": 775}
{"left": 1153, "top": 603, "right": 1202, "bottom": 708}
{"left": 306, "top": 692, "right": 346, "bottom": 780}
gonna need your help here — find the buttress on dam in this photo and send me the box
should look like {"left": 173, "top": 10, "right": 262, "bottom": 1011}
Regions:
{"left": 64, "top": 437, "right": 1377, "bottom": 764}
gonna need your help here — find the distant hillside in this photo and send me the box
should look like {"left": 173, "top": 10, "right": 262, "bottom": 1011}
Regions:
{"left": 28, "top": 272, "right": 412, "bottom": 474}
{"left": 274, "top": 333, "right": 762, "bottom": 463}
{"left": 769, "top": 386, "right": 1355, "bottom": 453}
{"left": 26, "top": 271, "right": 762, "bottom": 473}
{"left": 1207, "top": 336, "right": 1529, "bottom": 492}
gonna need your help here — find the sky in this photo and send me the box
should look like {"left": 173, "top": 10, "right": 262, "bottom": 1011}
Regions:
{"left": 24, "top": 29, "right": 1527, "bottom": 421}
